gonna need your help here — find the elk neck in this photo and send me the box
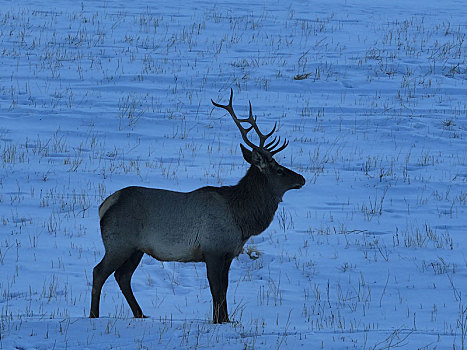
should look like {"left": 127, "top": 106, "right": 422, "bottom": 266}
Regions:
{"left": 225, "top": 165, "right": 280, "bottom": 240}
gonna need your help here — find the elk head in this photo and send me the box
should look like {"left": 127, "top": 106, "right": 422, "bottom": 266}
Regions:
{"left": 211, "top": 89, "right": 305, "bottom": 200}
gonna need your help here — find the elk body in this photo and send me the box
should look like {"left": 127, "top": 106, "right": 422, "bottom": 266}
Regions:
{"left": 90, "top": 90, "right": 305, "bottom": 323}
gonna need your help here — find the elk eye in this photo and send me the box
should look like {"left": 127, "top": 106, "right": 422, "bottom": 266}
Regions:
{"left": 277, "top": 168, "right": 284, "bottom": 175}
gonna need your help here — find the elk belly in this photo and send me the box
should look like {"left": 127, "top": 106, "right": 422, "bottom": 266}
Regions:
{"left": 139, "top": 227, "right": 203, "bottom": 263}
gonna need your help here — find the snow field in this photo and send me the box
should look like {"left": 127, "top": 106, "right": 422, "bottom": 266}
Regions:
{"left": 0, "top": 0, "right": 466, "bottom": 349}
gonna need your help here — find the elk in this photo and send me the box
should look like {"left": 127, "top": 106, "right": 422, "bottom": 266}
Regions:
{"left": 90, "top": 89, "right": 305, "bottom": 323}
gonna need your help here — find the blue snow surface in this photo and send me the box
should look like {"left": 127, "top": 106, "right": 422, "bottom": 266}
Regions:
{"left": 0, "top": 0, "right": 466, "bottom": 349}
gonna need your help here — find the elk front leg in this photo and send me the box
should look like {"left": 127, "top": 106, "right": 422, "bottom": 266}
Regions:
{"left": 205, "top": 254, "right": 232, "bottom": 324}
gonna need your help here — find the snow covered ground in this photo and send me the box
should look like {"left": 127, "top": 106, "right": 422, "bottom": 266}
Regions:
{"left": 0, "top": 0, "right": 466, "bottom": 348}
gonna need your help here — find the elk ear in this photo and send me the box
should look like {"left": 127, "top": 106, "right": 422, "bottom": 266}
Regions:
{"left": 240, "top": 144, "right": 253, "bottom": 164}
{"left": 240, "top": 144, "right": 269, "bottom": 171}
{"left": 251, "top": 148, "right": 269, "bottom": 171}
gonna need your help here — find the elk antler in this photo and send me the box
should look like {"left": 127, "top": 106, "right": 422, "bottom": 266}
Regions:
{"left": 211, "top": 89, "right": 288, "bottom": 155}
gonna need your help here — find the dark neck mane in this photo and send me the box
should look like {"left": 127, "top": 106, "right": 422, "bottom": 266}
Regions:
{"left": 223, "top": 166, "right": 280, "bottom": 240}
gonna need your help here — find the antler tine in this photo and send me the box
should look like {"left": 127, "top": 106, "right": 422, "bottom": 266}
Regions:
{"left": 264, "top": 136, "right": 278, "bottom": 149}
{"left": 270, "top": 139, "right": 289, "bottom": 155}
{"left": 211, "top": 89, "right": 257, "bottom": 150}
{"left": 212, "top": 89, "right": 288, "bottom": 155}
{"left": 210, "top": 88, "right": 233, "bottom": 110}
{"left": 265, "top": 136, "right": 281, "bottom": 152}
{"left": 265, "top": 122, "right": 277, "bottom": 139}
{"left": 247, "top": 101, "right": 276, "bottom": 149}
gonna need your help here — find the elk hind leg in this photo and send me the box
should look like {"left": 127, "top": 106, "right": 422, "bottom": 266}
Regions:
{"left": 90, "top": 252, "right": 131, "bottom": 318}
{"left": 114, "top": 250, "right": 146, "bottom": 318}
